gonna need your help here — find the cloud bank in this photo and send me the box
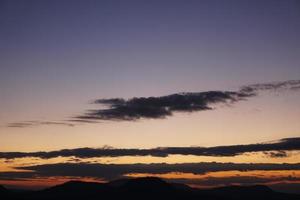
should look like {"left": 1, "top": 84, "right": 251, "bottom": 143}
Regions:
{"left": 1, "top": 162, "right": 300, "bottom": 181}
{"left": 0, "top": 137, "right": 299, "bottom": 159}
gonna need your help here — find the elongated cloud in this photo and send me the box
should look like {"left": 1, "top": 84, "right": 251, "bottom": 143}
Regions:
{"left": 7, "top": 121, "right": 75, "bottom": 128}
{"left": 240, "top": 79, "right": 300, "bottom": 94}
{"left": 0, "top": 137, "right": 299, "bottom": 159}
{"left": 76, "top": 79, "right": 300, "bottom": 122}
{"left": 76, "top": 91, "right": 251, "bottom": 121}
{"left": 6, "top": 79, "right": 300, "bottom": 127}
{"left": 1, "top": 162, "right": 300, "bottom": 181}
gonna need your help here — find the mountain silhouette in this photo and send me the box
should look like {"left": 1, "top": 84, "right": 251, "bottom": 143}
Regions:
{"left": 1, "top": 177, "right": 299, "bottom": 200}
{"left": 0, "top": 185, "right": 7, "bottom": 192}
{"left": 0, "top": 185, "right": 8, "bottom": 193}
{"left": 119, "top": 177, "right": 175, "bottom": 192}
{"left": 0, "top": 185, "right": 11, "bottom": 199}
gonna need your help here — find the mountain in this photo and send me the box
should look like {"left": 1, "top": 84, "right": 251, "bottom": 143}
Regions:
{"left": 0, "top": 185, "right": 11, "bottom": 198}
{"left": 0, "top": 185, "right": 6, "bottom": 192}
{"left": 118, "top": 177, "right": 175, "bottom": 192}
{"left": 200, "top": 185, "right": 285, "bottom": 200}
{"left": 37, "top": 180, "right": 111, "bottom": 199}
{"left": 1, "top": 177, "right": 300, "bottom": 200}
{"left": 0, "top": 185, "right": 8, "bottom": 193}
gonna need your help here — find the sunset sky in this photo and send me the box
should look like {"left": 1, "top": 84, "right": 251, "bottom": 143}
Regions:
{"left": 0, "top": 0, "right": 300, "bottom": 193}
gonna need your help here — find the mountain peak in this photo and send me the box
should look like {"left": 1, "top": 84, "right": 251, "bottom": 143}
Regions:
{"left": 124, "top": 177, "right": 171, "bottom": 187}
{"left": 43, "top": 180, "right": 109, "bottom": 195}
{"left": 120, "top": 177, "right": 175, "bottom": 193}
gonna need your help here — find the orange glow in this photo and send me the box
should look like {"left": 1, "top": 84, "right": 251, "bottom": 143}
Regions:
{"left": 2, "top": 170, "right": 300, "bottom": 190}
{"left": 0, "top": 176, "right": 104, "bottom": 190}
{"left": 126, "top": 170, "right": 300, "bottom": 180}
{"left": 1, "top": 151, "right": 300, "bottom": 173}
{"left": 125, "top": 170, "right": 300, "bottom": 188}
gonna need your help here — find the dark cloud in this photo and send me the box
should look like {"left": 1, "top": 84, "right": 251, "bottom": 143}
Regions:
{"left": 239, "top": 79, "right": 300, "bottom": 94}
{"left": 1, "top": 162, "right": 300, "bottom": 181}
{"left": 75, "top": 79, "right": 300, "bottom": 122}
{"left": 76, "top": 91, "right": 251, "bottom": 121}
{"left": 0, "top": 137, "right": 299, "bottom": 159}
{"left": 263, "top": 150, "right": 289, "bottom": 158}
{"left": 7, "top": 121, "right": 75, "bottom": 128}
{"left": 6, "top": 79, "right": 300, "bottom": 127}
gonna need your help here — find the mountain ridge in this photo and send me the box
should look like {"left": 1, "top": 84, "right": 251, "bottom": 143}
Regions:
{"left": 1, "top": 177, "right": 299, "bottom": 200}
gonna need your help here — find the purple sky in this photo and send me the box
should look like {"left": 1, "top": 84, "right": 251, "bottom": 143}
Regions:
{"left": 0, "top": 0, "right": 300, "bottom": 148}
{"left": 1, "top": 0, "right": 299, "bottom": 103}
{"left": 0, "top": 0, "right": 299, "bottom": 144}
{"left": 0, "top": 0, "right": 300, "bottom": 192}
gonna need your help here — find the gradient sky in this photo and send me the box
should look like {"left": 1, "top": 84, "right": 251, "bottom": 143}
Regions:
{"left": 0, "top": 0, "right": 300, "bottom": 192}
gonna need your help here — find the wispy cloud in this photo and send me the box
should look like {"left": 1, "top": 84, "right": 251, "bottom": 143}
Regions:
{"left": 7, "top": 121, "right": 75, "bottom": 128}
{"left": 0, "top": 137, "right": 299, "bottom": 159}
{"left": 240, "top": 79, "right": 300, "bottom": 93}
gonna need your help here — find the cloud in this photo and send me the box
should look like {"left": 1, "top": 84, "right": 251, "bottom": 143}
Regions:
{"left": 263, "top": 150, "right": 289, "bottom": 158}
{"left": 6, "top": 79, "right": 300, "bottom": 127}
{"left": 0, "top": 137, "right": 299, "bottom": 159}
{"left": 7, "top": 121, "right": 75, "bottom": 128}
{"left": 239, "top": 79, "right": 300, "bottom": 94}
{"left": 1, "top": 162, "right": 300, "bottom": 181}
{"left": 76, "top": 91, "right": 252, "bottom": 121}
{"left": 75, "top": 79, "right": 300, "bottom": 122}
{"left": 2, "top": 162, "right": 300, "bottom": 193}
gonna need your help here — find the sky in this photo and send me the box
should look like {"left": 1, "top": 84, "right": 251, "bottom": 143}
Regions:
{"left": 0, "top": 0, "right": 300, "bottom": 193}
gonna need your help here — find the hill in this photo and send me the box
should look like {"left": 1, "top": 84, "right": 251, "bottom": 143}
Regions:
{"left": 1, "top": 177, "right": 299, "bottom": 200}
